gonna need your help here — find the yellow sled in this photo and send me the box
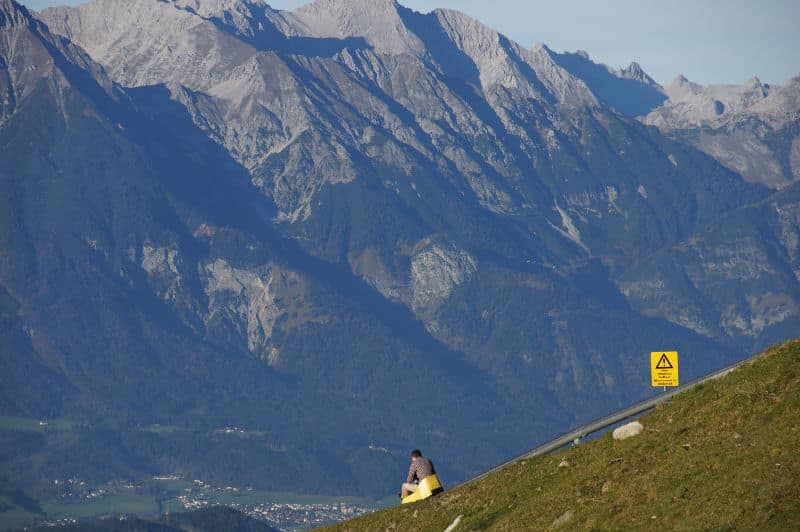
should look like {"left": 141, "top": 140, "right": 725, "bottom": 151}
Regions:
{"left": 401, "top": 474, "right": 444, "bottom": 504}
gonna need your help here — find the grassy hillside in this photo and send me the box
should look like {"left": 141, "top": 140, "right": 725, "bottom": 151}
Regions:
{"left": 325, "top": 339, "right": 800, "bottom": 531}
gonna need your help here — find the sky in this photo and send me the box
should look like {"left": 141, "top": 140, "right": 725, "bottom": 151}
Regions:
{"left": 20, "top": 0, "right": 800, "bottom": 86}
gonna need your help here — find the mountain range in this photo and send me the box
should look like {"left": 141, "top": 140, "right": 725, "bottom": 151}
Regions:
{"left": 1, "top": 0, "right": 799, "bottom": 502}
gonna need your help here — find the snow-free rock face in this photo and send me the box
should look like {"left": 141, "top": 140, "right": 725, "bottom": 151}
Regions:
{"left": 40, "top": 0, "right": 259, "bottom": 90}
{"left": 642, "top": 75, "right": 800, "bottom": 189}
{"left": 748, "top": 76, "right": 800, "bottom": 129}
{"left": 204, "top": 259, "right": 286, "bottom": 365}
{"left": 0, "top": 0, "right": 116, "bottom": 124}
{"left": 644, "top": 75, "right": 772, "bottom": 129}
{"left": 0, "top": 0, "right": 29, "bottom": 26}
{"left": 140, "top": 244, "right": 184, "bottom": 301}
{"left": 288, "top": 0, "right": 425, "bottom": 56}
{"left": 411, "top": 240, "right": 477, "bottom": 313}
{"left": 37, "top": 0, "right": 742, "bottom": 262}
{"left": 38, "top": 0, "right": 604, "bottom": 221}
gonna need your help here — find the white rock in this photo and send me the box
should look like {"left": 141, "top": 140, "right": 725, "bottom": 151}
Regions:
{"left": 443, "top": 514, "right": 462, "bottom": 532}
{"left": 553, "top": 509, "right": 575, "bottom": 529}
{"left": 612, "top": 421, "right": 643, "bottom": 441}
{"left": 202, "top": 259, "right": 320, "bottom": 365}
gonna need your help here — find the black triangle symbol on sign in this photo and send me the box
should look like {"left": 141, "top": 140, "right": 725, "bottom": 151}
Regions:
{"left": 656, "top": 354, "right": 674, "bottom": 370}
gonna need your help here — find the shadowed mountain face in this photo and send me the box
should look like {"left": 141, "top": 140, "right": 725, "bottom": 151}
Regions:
{"left": 1, "top": 0, "right": 799, "bottom": 501}
{"left": 549, "top": 49, "right": 667, "bottom": 118}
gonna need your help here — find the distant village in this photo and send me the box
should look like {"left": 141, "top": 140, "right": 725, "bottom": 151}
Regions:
{"left": 44, "top": 474, "right": 372, "bottom": 531}
{"left": 177, "top": 478, "right": 370, "bottom": 530}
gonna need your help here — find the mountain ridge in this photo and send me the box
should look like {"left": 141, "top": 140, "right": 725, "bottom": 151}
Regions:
{"left": 2, "top": 0, "right": 799, "bottom": 509}
{"left": 643, "top": 73, "right": 800, "bottom": 189}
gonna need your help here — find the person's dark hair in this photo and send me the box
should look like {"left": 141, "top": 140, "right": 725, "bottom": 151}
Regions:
{"left": 411, "top": 449, "right": 422, "bottom": 458}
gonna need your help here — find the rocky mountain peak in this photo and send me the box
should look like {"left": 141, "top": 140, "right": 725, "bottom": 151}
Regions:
{"left": 664, "top": 74, "right": 703, "bottom": 98}
{"left": 304, "top": 0, "right": 400, "bottom": 11}
{"left": 671, "top": 74, "right": 690, "bottom": 86}
{"left": 432, "top": 8, "right": 507, "bottom": 60}
{"left": 174, "top": 0, "right": 254, "bottom": 16}
{"left": 643, "top": 69, "right": 799, "bottom": 187}
{"left": 619, "top": 61, "right": 659, "bottom": 87}
{"left": 0, "top": 0, "right": 32, "bottom": 27}
{"left": 172, "top": 0, "right": 283, "bottom": 24}
{"left": 289, "top": 0, "right": 417, "bottom": 55}
{"left": 172, "top": 0, "right": 291, "bottom": 40}
{"left": 742, "top": 75, "right": 768, "bottom": 98}
{"left": 745, "top": 73, "right": 800, "bottom": 128}
{"left": 624, "top": 61, "right": 643, "bottom": 75}
{"left": 39, "top": 0, "right": 263, "bottom": 89}
{"left": 292, "top": 0, "right": 404, "bottom": 29}
{"left": 175, "top": 0, "right": 265, "bottom": 9}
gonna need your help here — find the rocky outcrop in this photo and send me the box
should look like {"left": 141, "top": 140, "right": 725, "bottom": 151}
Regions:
{"left": 411, "top": 240, "right": 477, "bottom": 313}
{"left": 202, "top": 259, "right": 322, "bottom": 366}
{"left": 140, "top": 244, "right": 184, "bottom": 301}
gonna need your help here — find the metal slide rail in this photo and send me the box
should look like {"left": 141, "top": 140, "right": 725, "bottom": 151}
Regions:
{"left": 458, "top": 355, "right": 756, "bottom": 487}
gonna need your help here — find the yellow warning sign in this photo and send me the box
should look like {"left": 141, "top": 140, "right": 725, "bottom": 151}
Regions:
{"left": 651, "top": 351, "right": 679, "bottom": 387}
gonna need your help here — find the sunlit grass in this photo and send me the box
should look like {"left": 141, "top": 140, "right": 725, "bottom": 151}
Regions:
{"left": 324, "top": 339, "right": 800, "bottom": 531}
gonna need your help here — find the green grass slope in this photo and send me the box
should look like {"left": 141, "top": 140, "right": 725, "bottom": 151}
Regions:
{"left": 326, "top": 339, "right": 800, "bottom": 531}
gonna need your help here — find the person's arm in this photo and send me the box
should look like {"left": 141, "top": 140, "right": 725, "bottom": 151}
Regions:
{"left": 407, "top": 462, "right": 416, "bottom": 483}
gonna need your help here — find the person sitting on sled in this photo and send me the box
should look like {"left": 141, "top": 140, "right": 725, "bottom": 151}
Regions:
{"left": 401, "top": 449, "right": 436, "bottom": 498}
